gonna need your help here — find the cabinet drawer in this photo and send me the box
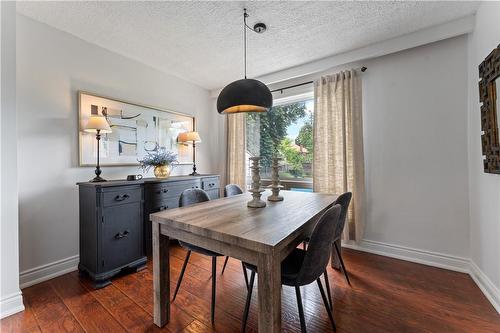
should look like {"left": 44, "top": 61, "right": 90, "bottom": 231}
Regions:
{"left": 147, "top": 197, "right": 179, "bottom": 213}
{"left": 102, "top": 202, "right": 142, "bottom": 271}
{"left": 202, "top": 178, "right": 220, "bottom": 191}
{"left": 146, "top": 181, "right": 201, "bottom": 201}
{"left": 103, "top": 186, "right": 142, "bottom": 207}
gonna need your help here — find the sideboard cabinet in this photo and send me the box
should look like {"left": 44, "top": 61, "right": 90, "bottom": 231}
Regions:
{"left": 77, "top": 174, "right": 220, "bottom": 288}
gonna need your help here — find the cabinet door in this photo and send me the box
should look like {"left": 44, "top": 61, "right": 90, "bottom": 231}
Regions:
{"left": 102, "top": 202, "right": 142, "bottom": 271}
{"left": 205, "top": 189, "right": 220, "bottom": 200}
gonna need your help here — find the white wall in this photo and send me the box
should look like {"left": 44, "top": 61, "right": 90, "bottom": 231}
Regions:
{"left": 16, "top": 15, "right": 221, "bottom": 279}
{"left": 361, "top": 36, "right": 470, "bottom": 259}
{"left": 467, "top": 2, "right": 500, "bottom": 311}
{"left": 1, "top": 2, "right": 24, "bottom": 318}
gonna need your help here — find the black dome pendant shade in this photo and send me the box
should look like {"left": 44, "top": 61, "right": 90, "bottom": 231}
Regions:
{"left": 217, "top": 78, "right": 272, "bottom": 114}
{"left": 217, "top": 9, "right": 273, "bottom": 114}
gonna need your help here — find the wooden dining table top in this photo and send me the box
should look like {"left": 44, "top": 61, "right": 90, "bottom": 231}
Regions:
{"left": 150, "top": 190, "right": 338, "bottom": 254}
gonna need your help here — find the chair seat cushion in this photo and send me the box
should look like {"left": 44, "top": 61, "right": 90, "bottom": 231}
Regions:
{"left": 243, "top": 248, "right": 307, "bottom": 286}
{"left": 178, "top": 241, "right": 221, "bottom": 257}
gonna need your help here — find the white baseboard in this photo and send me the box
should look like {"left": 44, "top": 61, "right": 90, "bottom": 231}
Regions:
{"left": 342, "top": 239, "right": 470, "bottom": 273}
{"left": 342, "top": 239, "right": 500, "bottom": 314}
{"left": 19, "top": 255, "right": 79, "bottom": 289}
{"left": 469, "top": 261, "right": 500, "bottom": 314}
{"left": 0, "top": 291, "right": 25, "bottom": 319}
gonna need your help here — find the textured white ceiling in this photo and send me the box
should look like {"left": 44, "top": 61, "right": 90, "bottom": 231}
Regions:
{"left": 17, "top": 1, "right": 479, "bottom": 90}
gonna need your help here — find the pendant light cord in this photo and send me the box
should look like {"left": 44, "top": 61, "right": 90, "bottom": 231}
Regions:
{"left": 243, "top": 9, "right": 248, "bottom": 79}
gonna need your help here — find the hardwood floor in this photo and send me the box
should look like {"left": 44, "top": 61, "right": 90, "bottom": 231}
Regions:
{"left": 2, "top": 244, "right": 499, "bottom": 333}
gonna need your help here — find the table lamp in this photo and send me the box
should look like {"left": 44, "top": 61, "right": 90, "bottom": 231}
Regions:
{"left": 178, "top": 131, "right": 201, "bottom": 176}
{"left": 83, "top": 115, "right": 112, "bottom": 182}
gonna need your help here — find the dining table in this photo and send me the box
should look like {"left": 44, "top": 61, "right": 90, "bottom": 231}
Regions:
{"left": 150, "top": 189, "right": 337, "bottom": 332}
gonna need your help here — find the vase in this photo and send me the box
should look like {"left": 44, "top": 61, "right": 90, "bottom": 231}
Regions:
{"left": 153, "top": 165, "right": 171, "bottom": 178}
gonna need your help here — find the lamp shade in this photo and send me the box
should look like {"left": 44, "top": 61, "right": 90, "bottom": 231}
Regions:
{"left": 178, "top": 131, "right": 201, "bottom": 143}
{"left": 217, "top": 78, "right": 273, "bottom": 114}
{"left": 83, "top": 115, "right": 112, "bottom": 133}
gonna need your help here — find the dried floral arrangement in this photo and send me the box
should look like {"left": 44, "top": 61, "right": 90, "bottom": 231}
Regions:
{"left": 138, "top": 144, "right": 178, "bottom": 173}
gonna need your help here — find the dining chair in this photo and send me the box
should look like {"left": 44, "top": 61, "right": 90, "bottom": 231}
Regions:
{"left": 241, "top": 204, "right": 342, "bottom": 333}
{"left": 172, "top": 188, "right": 222, "bottom": 324}
{"left": 303, "top": 191, "right": 352, "bottom": 310}
{"left": 224, "top": 183, "right": 244, "bottom": 197}
{"left": 329, "top": 192, "right": 352, "bottom": 286}
{"left": 221, "top": 184, "right": 244, "bottom": 275}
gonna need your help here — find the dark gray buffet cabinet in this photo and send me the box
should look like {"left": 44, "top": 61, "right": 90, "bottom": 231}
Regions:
{"left": 77, "top": 174, "right": 220, "bottom": 288}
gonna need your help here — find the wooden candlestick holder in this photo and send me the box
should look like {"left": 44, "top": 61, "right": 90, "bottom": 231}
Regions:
{"left": 268, "top": 157, "right": 284, "bottom": 201}
{"left": 247, "top": 156, "right": 266, "bottom": 208}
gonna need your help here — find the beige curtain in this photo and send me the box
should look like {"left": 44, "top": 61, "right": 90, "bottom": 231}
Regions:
{"left": 225, "top": 113, "right": 246, "bottom": 190}
{"left": 313, "top": 69, "right": 365, "bottom": 241}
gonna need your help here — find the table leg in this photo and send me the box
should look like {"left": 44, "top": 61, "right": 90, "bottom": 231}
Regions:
{"left": 331, "top": 239, "right": 341, "bottom": 270}
{"left": 153, "top": 222, "right": 170, "bottom": 327}
{"left": 257, "top": 253, "right": 281, "bottom": 332}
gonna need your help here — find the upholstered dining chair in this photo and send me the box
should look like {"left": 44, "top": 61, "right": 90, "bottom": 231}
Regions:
{"left": 303, "top": 191, "right": 352, "bottom": 310}
{"left": 224, "top": 183, "right": 244, "bottom": 197}
{"left": 221, "top": 184, "right": 244, "bottom": 275}
{"left": 241, "top": 204, "right": 342, "bottom": 333}
{"left": 172, "top": 188, "right": 222, "bottom": 324}
{"left": 329, "top": 192, "right": 352, "bottom": 285}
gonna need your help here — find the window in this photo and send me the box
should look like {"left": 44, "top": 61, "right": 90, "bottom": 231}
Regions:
{"left": 246, "top": 98, "right": 314, "bottom": 191}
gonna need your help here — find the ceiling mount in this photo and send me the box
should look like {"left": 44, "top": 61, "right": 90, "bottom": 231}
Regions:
{"left": 253, "top": 23, "right": 267, "bottom": 34}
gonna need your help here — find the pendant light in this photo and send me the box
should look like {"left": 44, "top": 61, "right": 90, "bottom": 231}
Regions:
{"left": 217, "top": 9, "right": 273, "bottom": 114}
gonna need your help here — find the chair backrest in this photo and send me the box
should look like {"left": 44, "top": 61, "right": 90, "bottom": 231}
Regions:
{"left": 333, "top": 192, "right": 352, "bottom": 241}
{"left": 296, "top": 204, "right": 341, "bottom": 286}
{"left": 179, "top": 188, "right": 210, "bottom": 207}
{"left": 224, "top": 184, "right": 243, "bottom": 197}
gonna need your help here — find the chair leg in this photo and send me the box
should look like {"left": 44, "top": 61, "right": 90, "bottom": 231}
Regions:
{"left": 334, "top": 242, "right": 351, "bottom": 285}
{"left": 317, "top": 278, "right": 337, "bottom": 332}
{"left": 221, "top": 256, "right": 229, "bottom": 274}
{"left": 295, "top": 286, "right": 307, "bottom": 333}
{"left": 323, "top": 270, "right": 333, "bottom": 310}
{"left": 241, "top": 262, "right": 249, "bottom": 289}
{"left": 172, "top": 250, "right": 191, "bottom": 301}
{"left": 211, "top": 256, "right": 217, "bottom": 324}
{"left": 241, "top": 271, "right": 256, "bottom": 333}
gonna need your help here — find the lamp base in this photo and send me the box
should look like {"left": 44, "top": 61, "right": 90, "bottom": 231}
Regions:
{"left": 90, "top": 176, "right": 107, "bottom": 182}
{"left": 189, "top": 163, "right": 198, "bottom": 176}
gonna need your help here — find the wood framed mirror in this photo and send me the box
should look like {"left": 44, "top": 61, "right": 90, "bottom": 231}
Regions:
{"left": 478, "top": 44, "right": 500, "bottom": 174}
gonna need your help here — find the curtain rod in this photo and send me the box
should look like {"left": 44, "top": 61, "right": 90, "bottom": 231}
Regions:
{"left": 270, "top": 66, "right": 367, "bottom": 93}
